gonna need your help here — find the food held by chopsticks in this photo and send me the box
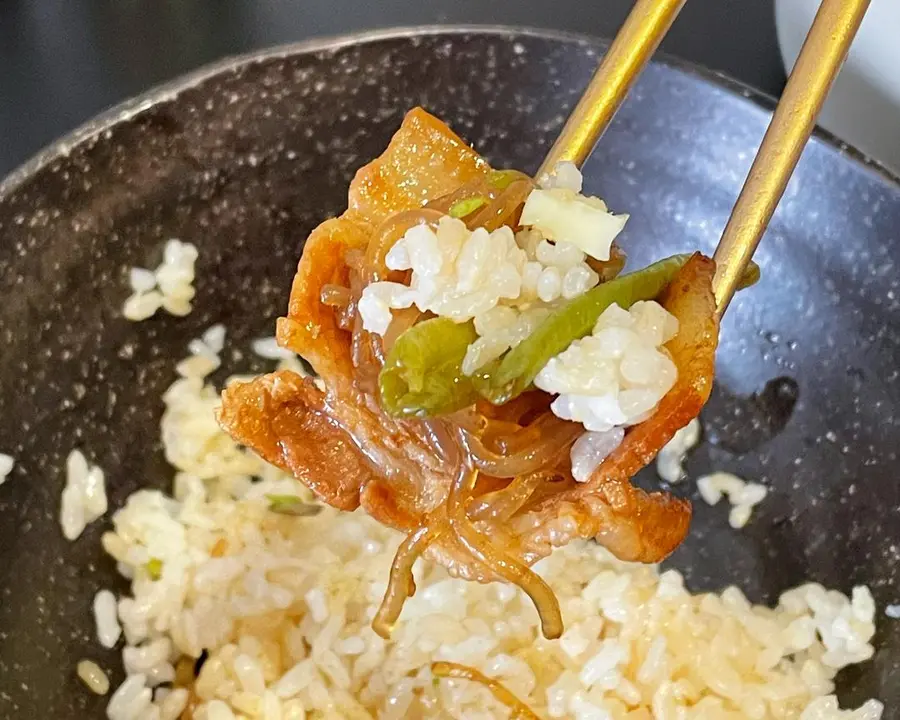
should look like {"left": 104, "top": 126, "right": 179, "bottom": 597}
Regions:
{"left": 218, "top": 107, "right": 758, "bottom": 639}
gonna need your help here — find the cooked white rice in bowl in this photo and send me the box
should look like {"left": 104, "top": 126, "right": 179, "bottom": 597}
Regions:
{"left": 87, "top": 336, "right": 884, "bottom": 720}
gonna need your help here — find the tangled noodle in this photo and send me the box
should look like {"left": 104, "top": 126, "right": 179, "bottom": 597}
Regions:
{"left": 448, "top": 446, "right": 563, "bottom": 639}
{"left": 372, "top": 519, "right": 447, "bottom": 638}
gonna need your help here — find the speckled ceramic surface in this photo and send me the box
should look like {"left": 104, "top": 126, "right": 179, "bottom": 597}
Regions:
{"left": 0, "top": 27, "right": 897, "bottom": 717}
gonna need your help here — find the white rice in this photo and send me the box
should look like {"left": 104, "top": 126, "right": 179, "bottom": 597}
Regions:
{"left": 107, "top": 673, "right": 152, "bottom": 720}
{"left": 77, "top": 659, "right": 111, "bottom": 695}
{"left": 0, "top": 452, "right": 14, "bottom": 485}
{"left": 88, "top": 340, "right": 883, "bottom": 719}
{"left": 536, "top": 301, "right": 679, "bottom": 434}
{"left": 698, "top": 471, "right": 769, "bottom": 529}
{"left": 360, "top": 218, "right": 525, "bottom": 335}
{"left": 59, "top": 449, "right": 107, "bottom": 541}
{"left": 885, "top": 604, "right": 900, "bottom": 619}
{"left": 123, "top": 239, "right": 199, "bottom": 321}
{"left": 94, "top": 589, "right": 122, "bottom": 648}
{"left": 656, "top": 416, "right": 702, "bottom": 483}
{"left": 359, "top": 216, "right": 600, "bottom": 342}
{"left": 200, "top": 324, "right": 226, "bottom": 355}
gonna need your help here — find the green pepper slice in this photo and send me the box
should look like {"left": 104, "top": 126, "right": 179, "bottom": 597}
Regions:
{"left": 378, "top": 317, "right": 479, "bottom": 417}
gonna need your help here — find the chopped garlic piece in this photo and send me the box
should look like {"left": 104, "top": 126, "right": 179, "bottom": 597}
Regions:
{"left": 520, "top": 187, "right": 627, "bottom": 262}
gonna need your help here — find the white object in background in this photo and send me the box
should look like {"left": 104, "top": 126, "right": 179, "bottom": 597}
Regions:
{"left": 776, "top": 0, "right": 900, "bottom": 174}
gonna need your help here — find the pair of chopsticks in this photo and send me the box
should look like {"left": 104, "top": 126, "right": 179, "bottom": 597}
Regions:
{"left": 538, "top": 0, "right": 871, "bottom": 316}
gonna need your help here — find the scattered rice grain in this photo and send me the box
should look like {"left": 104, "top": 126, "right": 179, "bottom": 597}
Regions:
{"left": 77, "top": 659, "right": 110, "bottom": 695}
{"left": 656, "top": 417, "right": 701, "bottom": 483}
{"left": 94, "top": 589, "right": 121, "bottom": 649}
{"left": 60, "top": 450, "right": 107, "bottom": 540}
{"left": 123, "top": 239, "right": 198, "bottom": 321}
{"left": 697, "top": 470, "right": 769, "bottom": 528}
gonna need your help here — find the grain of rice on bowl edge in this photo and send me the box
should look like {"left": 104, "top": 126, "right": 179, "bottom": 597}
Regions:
{"left": 79, "top": 329, "right": 885, "bottom": 720}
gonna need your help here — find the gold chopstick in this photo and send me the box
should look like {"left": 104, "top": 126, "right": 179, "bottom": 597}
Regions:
{"left": 712, "top": 0, "right": 871, "bottom": 315}
{"left": 537, "top": 0, "right": 688, "bottom": 178}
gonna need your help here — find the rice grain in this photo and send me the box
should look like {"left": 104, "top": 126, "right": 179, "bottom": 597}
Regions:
{"left": 123, "top": 239, "right": 198, "bottom": 321}
{"left": 94, "top": 589, "right": 121, "bottom": 649}
{"left": 77, "top": 659, "right": 110, "bottom": 695}
{"left": 60, "top": 450, "right": 107, "bottom": 541}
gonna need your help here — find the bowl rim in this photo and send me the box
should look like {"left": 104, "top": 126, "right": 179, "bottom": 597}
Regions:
{"left": 1, "top": 23, "right": 899, "bottom": 199}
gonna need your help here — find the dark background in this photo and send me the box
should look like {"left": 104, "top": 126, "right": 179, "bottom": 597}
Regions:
{"left": 0, "top": 0, "right": 785, "bottom": 178}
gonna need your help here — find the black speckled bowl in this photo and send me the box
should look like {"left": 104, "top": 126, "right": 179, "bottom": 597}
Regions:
{"left": 0, "top": 27, "right": 897, "bottom": 717}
